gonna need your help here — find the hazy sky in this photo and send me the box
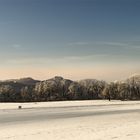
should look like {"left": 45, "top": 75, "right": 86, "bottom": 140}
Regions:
{"left": 0, "top": 0, "right": 140, "bottom": 81}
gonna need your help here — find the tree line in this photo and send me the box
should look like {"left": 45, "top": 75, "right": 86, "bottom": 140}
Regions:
{"left": 0, "top": 75, "right": 140, "bottom": 102}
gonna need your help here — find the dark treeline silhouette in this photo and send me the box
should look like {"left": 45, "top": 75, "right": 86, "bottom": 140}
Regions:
{"left": 0, "top": 75, "right": 140, "bottom": 102}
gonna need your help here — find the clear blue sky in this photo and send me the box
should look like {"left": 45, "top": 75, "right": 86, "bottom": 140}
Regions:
{"left": 0, "top": 0, "right": 140, "bottom": 81}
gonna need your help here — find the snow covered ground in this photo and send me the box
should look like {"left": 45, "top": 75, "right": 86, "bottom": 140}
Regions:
{"left": 0, "top": 100, "right": 140, "bottom": 110}
{"left": 0, "top": 100, "right": 140, "bottom": 140}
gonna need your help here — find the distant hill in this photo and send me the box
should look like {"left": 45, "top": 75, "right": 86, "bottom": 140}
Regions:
{"left": 4, "top": 77, "right": 40, "bottom": 86}
{"left": 0, "top": 75, "right": 139, "bottom": 102}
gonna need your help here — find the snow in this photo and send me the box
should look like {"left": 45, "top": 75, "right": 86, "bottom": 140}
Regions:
{"left": 0, "top": 100, "right": 140, "bottom": 110}
{"left": 0, "top": 100, "right": 140, "bottom": 140}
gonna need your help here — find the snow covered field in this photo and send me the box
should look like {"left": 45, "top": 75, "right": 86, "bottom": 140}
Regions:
{"left": 1, "top": 100, "right": 140, "bottom": 110}
{"left": 0, "top": 100, "right": 140, "bottom": 140}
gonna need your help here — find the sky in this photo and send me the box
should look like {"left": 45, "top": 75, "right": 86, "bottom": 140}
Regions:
{"left": 0, "top": 0, "right": 140, "bottom": 81}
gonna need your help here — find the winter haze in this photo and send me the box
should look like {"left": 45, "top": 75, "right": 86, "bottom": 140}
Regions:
{"left": 0, "top": 0, "right": 140, "bottom": 81}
